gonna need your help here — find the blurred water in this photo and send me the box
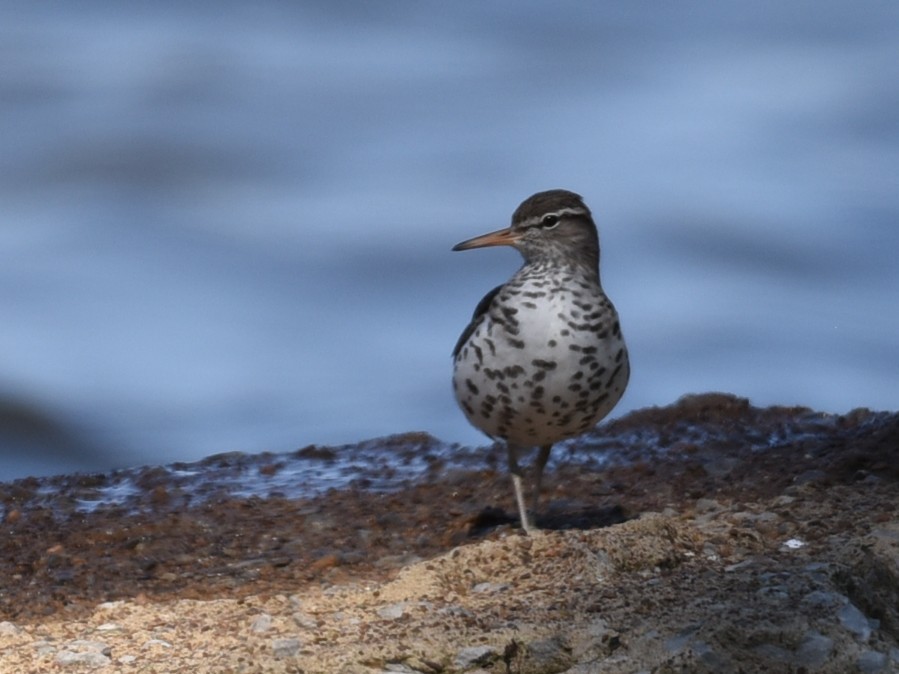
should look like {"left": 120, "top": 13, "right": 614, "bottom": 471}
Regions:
{"left": 1, "top": 2, "right": 897, "bottom": 481}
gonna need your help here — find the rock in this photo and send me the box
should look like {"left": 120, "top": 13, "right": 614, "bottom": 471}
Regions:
{"left": 847, "top": 522, "right": 899, "bottom": 638}
{"left": 250, "top": 613, "right": 273, "bottom": 633}
{"left": 454, "top": 645, "right": 496, "bottom": 669}
{"left": 96, "top": 601, "right": 124, "bottom": 611}
{"left": 56, "top": 650, "right": 111, "bottom": 667}
{"left": 838, "top": 602, "right": 873, "bottom": 642}
{"left": 383, "top": 663, "right": 417, "bottom": 673}
{"left": 55, "top": 640, "right": 112, "bottom": 668}
{"left": 376, "top": 602, "right": 406, "bottom": 620}
{"left": 272, "top": 637, "right": 302, "bottom": 659}
{"left": 2, "top": 397, "right": 899, "bottom": 673}
{"left": 143, "top": 638, "right": 172, "bottom": 649}
{"left": 795, "top": 631, "right": 833, "bottom": 668}
{"left": 694, "top": 498, "right": 723, "bottom": 513}
{"left": 524, "top": 636, "right": 573, "bottom": 671}
{"left": 801, "top": 590, "right": 845, "bottom": 608}
{"left": 471, "top": 581, "right": 508, "bottom": 593}
{"left": 0, "top": 620, "right": 21, "bottom": 636}
{"left": 857, "top": 650, "right": 888, "bottom": 673}
{"left": 292, "top": 611, "right": 318, "bottom": 629}
{"left": 32, "top": 639, "right": 56, "bottom": 657}
{"left": 95, "top": 622, "right": 121, "bottom": 631}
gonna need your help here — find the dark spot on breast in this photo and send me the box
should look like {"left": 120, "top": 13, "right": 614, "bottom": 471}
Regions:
{"left": 466, "top": 379, "right": 479, "bottom": 395}
{"left": 504, "top": 365, "right": 525, "bottom": 378}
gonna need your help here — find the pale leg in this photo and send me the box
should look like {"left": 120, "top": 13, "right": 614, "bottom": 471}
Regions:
{"left": 506, "top": 444, "right": 538, "bottom": 534}
{"left": 530, "top": 444, "right": 552, "bottom": 518}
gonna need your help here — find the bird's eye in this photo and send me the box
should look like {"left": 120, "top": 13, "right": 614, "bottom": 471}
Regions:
{"left": 541, "top": 214, "right": 560, "bottom": 229}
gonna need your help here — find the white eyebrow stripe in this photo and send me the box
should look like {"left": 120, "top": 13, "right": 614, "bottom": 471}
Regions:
{"left": 520, "top": 206, "right": 588, "bottom": 227}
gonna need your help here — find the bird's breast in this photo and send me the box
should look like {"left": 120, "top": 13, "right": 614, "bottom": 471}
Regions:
{"left": 452, "top": 274, "right": 628, "bottom": 447}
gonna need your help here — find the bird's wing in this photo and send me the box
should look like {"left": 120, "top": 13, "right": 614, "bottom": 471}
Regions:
{"left": 452, "top": 284, "right": 503, "bottom": 358}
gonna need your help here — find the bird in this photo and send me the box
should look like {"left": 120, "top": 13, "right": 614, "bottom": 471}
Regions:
{"left": 451, "top": 189, "right": 629, "bottom": 534}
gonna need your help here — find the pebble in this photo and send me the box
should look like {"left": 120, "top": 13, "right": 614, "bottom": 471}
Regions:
{"left": 0, "top": 620, "right": 22, "bottom": 636}
{"left": 96, "top": 601, "right": 124, "bottom": 611}
{"left": 472, "top": 581, "right": 508, "bottom": 593}
{"left": 526, "top": 635, "right": 574, "bottom": 671}
{"left": 55, "top": 640, "right": 112, "bottom": 668}
{"left": 857, "top": 650, "right": 888, "bottom": 673}
{"left": 292, "top": 611, "right": 319, "bottom": 629}
{"left": 437, "top": 605, "right": 475, "bottom": 619}
{"left": 694, "top": 498, "right": 723, "bottom": 513}
{"left": 801, "top": 590, "right": 846, "bottom": 608}
{"left": 383, "top": 663, "right": 417, "bottom": 673}
{"left": 33, "top": 639, "right": 56, "bottom": 657}
{"left": 96, "top": 622, "right": 121, "bottom": 631}
{"left": 723, "top": 559, "right": 753, "bottom": 573}
{"left": 376, "top": 602, "right": 406, "bottom": 620}
{"left": 795, "top": 630, "right": 833, "bottom": 668}
{"left": 454, "top": 645, "right": 496, "bottom": 669}
{"left": 272, "top": 637, "right": 301, "bottom": 659}
{"left": 838, "top": 603, "right": 872, "bottom": 642}
{"left": 56, "top": 650, "right": 112, "bottom": 667}
{"left": 250, "top": 613, "right": 273, "bottom": 633}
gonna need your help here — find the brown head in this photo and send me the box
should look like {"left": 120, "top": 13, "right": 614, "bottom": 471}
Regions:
{"left": 452, "top": 189, "right": 600, "bottom": 271}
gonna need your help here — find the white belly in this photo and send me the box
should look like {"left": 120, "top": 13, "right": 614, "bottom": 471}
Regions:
{"left": 453, "top": 278, "right": 628, "bottom": 447}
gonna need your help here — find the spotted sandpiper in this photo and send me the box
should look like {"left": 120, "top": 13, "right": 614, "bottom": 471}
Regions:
{"left": 452, "top": 189, "right": 629, "bottom": 534}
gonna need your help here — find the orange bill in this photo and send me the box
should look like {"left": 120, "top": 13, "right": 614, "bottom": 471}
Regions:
{"left": 452, "top": 227, "right": 520, "bottom": 251}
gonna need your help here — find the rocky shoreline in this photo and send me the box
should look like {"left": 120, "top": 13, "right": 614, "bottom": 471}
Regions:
{"left": 1, "top": 393, "right": 897, "bottom": 673}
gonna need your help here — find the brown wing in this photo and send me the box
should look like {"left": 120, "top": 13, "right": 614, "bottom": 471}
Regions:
{"left": 452, "top": 285, "right": 502, "bottom": 359}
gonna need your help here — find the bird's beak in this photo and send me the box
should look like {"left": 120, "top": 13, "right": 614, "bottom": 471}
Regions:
{"left": 452, "top": 226, "right": 520, "bottom": 251}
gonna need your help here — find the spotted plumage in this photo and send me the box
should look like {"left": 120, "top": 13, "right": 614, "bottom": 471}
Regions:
{"left": 452, "top": 189, "right": 629, "bottom": 534}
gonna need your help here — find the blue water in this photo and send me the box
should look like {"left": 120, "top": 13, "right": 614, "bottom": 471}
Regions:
{"left": 1, "top": 2, "right": 897, "bottom": 481}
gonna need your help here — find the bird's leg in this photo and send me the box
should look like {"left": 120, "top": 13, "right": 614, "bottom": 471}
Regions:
{"left": 530, "top": 444, "right": 552, "bottom": 519}
{"left": 506, "top": 444, "right": 538, "bottom": 534}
